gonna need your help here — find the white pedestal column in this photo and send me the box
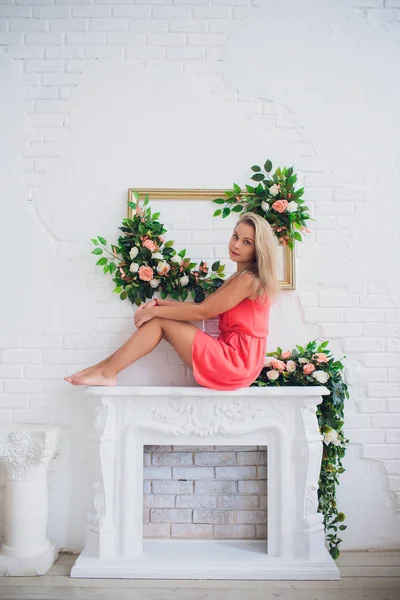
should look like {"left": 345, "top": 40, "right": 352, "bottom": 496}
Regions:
{"left": 0, "top": 425, "right": 60, "bottom": 576}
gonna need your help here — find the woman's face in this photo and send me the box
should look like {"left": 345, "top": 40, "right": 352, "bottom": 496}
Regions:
{"left": 229, "top": 221, "right": 256, "bottom": 267}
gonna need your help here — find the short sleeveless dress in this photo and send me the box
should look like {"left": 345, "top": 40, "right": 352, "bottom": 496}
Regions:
{"left": 191, "top": 293, "right": 271, "bottom": 391}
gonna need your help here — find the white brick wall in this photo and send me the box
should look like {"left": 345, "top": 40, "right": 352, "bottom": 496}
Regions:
{"left": 143, "top": 446, "right": 267, "bottom": 539}
{"left": 0, "top": 0, "right": 399, "bottom": 551}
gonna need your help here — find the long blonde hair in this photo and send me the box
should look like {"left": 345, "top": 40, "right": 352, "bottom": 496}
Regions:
{"left": 231, "top": 212, "right": 281, "bottom": 304}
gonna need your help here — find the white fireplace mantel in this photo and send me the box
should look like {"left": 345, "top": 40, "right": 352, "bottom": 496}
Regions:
{"left": 71, "top": 385, "right": 340, "bottom": 580}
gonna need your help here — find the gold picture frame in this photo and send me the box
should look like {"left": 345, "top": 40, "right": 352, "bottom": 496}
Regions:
{"left": 127, "top": 188, "right": 295, "bottom": 290}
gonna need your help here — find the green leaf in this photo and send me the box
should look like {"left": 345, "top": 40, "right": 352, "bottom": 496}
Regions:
{"left": 211, "top": 261, "right": 220, "bottom": 271}
{"left": 98, "top": 236, "right": 107, "bottom": 245}
{"left": 178, "top": 249, "right": 186, "bottom": 258}
{"left": 120, "top": 291, "right": 127, "bottom": 301}
{"left": 233, "top": 183, "right": 241, "bottom": 194}
{"left": 213, "top": 198, "right": 225, "bottom": 204}
{"left": 153, "top": 212, "right": 160, "bottom": 219}
{"left": 113, "top": 286, "right": 122, "bottom": 294}
{"left": 264, "top": 159, "right": 272, "bottom": 173}
{"left": 245, "top": 185, "right": 255, "bottom": 194}
{"left": 128, "top": 202, "right": 136, "bottom": 210}
{"left": 92, "top": 248, "right": 103, "bottom": 255}
{"left": 251, "top": 173, "right": 265, "bottom": 181}
{"left": 109, "top": 262, "right": 116, "bottom": 274}
{"left": 103, "top": 264, "right": 109, "bottom": 274}
{"left": 222, "top": 207, "right": 231, "bottom": 218}
{"left": 134, "top": 296, "right": 141, "bottom": 307}
{"left": 213, "top": 209, "right": 222, "bottom": 217}
{"left": 96, "top": 257, "right": 108, "bottom": 266}
{"left": 232, "top": 205, "right": 243, "bottom": 212}
{"left": 293, "top": 232, "right": 302, "bottom": 242}
{"left": 91, "top": 238, "right": 99, "bottom": 245}
{"left": 251, "top": 165, "right": 261, "bottom": 172}
{"left": 165, "top": 240, "right": 174, "bottom": 248}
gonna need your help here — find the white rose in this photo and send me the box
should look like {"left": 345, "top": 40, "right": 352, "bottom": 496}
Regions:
{"left": 153, "top": 252, "right": 164, "bottom": 260}
{"left": 264, "top": 356, "right": 274, "bottom": 368}
{"left": 150, "top": 279, "right": 160, "bottom": 288}
{"left": 267, "top": 369, "right": 280, "bottom": 381}
{"left": 261, "top": 200, "right": 269, "bottom": 213}
{"left": 286, "top": 360, "right": 297, "bottom": 373}
{"left": 298, "top": 358, "right": 309, "bottom": 364}
{"left": 129, "top": 262, "right": 139, "bottom": 273}
{"left": 312, "top": 370, "right": 330, "bottom": 384}
{"left": 323, "top": 428, "right": 341, "bottom": 447}
{"left": 129, "top": 246, "right": 138, "bottom": 259}
{"left": 180, "top": 275, "right": 189, "bottom": 286}
{"left": 157, "top": 261, "right": 171, "bottom": 276}
{"left": 270, "top": 184, "right": 280, "bottom": 197}
{"left": 171, "top": 255, "right": 181, "bottom": 263}
{"left": 286, "top": 200, "right": 298, "bottom": 213}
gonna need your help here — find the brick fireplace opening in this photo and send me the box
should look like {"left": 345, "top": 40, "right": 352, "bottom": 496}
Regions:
{"left": 142, "top": 445, "right": 268, "bottom": 541}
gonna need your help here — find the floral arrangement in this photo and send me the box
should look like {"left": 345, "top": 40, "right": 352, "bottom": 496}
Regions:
{"left": 91, "top": 191, "right": 226, "bottom": 306}
{"left": 212, "top": 158, "right": 314, "bottom": 248}
{"left": 251, "top": 339, "right": 349, "bottom": 560}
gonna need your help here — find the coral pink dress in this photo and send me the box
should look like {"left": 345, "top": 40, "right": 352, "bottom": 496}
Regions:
{"left": 191, "top": 293, "right": 271, "bottom": 391}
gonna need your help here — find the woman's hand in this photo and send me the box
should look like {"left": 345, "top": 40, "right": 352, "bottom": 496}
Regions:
{"left": 134, "top": 305, "right": 156, "bottom": 328}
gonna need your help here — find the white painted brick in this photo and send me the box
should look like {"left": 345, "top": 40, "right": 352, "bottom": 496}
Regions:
{"left": 0, "top": 334, "right": 22, "bottom": 348}
{"left": 7, "top": 46, "right": 45, "bottom": 58}
{"left": 171, "top": 523, "right": 212, "bottom": 538}
{"left": 386, "top": 338, "right": 400, "bottom": 352}
{"left": 143, "top": 523, "right": 170, "bottom": 537}
{"left": 129, "top": 19, "right": 167, "bottom": 31}
{"left": 346, "top": 429, "right": 385, "bottom": 443}
{"left": 344, "top": 415, "right": 370, "bottom": 429}
{"left": 237, "top": 451, "right": 267, "bottom": 466}
{"left": 72, "top": 6, "right": 110, "bottom": 18}
{"left": 0, "top": 411, "right": 13, "bottom": 424}
{"left": 33, "top": 6, "right": 70, "bottom": 18}
{"left": 358, "top": 399, "right": 387, "bottom": 413}
{"left": 217, "top": 495, "right": 258, "bottom": 509}
{"left": 344, "top": 309, "right": 384, "bottom": 322}
{"left": 363, "top": 324, "right": 399, "bottom": 337}
{"left": 176, "top": 494, "right": 217, "bottom": 508}
{"left": 193, "top": 509, "right": 233, "bottom": 524}
{"left": 173, "top": 466, "right": 214, "bottom": 480}
{"left": 23, "top": 142, "right": 63, "bottom": 157}
{"left": 24, "top": 365, "right": 66, "bottom": 379}
{"left": 319, "top": 293, "right": 359, "bottom": 307}
{"left": 321, "top": 324, "right": 362, "bottom": 338}
{"left": 236, "top": 510, "right": 266, "bottom": 524}
{"left": 0, "top": 365, "right": 23, "bottom": 378}
{"left": 169, "top": 19, "right": 207, "bottom": 32}
{"left": 143, "top": 466, "right": 172, "bottom": 480}
{"left": 30, "top": 395, "right": 65, "bottom": 409}
{"left": 194, "top": 452, "right": 235, "bottom": 466}
{"left": 147, "top": 32, "right": 186, "bottom": 45}
{"left": 153, "top": 6, "right": 190, "bottom": 18}
{"left": 215, "top": 466, "right": 256, "bottom": 480}
{"left": 214, "top": 524, "right": 255, "bottom": 538}
{"left": 143, "top": 494, "right": 175, "bottom": 508}
{"left": 50, "top": 19, "right": 87, "bottom": 32}
{"left": 0, "top": 31, "right": 23, "bottom": 44}
{"left": 26, "top": 32, "right": 64, "bottom": 45}
{"left": 0, "top": 394, "right": 30, "bottom": 409}
{"left": 371, "top": 415, "right": 400, "bottom": 428}
{"left": 2, "top": 349, "right": 42, "bottom": 364}
{"left": 388, "top": 399, "right": 400, "bottom": 412}
{"left": 384, "top": 460, "right": 400, "bottom": 474}
{"left": 344, "top": 339, "right": 385, "bottom": 352}
{"left": 363, "top": 445, "right": 400, "bottom": 459}
{"left": 125, "top": 46, "right": 164, "bottom": 59}
{"left": 26, "top": 59, "right": 65, "bottom": 71}
{"left": 13, "top": 410, "right": 56, "bottom": 425}
{"left": 66, "top": 32, "right": 104, "bottom": 44}
{"left": 195, "top": 480, "right": 236, "bottom": 494}
{"left": 346, "top": 369, "right": 387, "bottom": 384}
{"left": 105, "top": 31, "right": 144, "bottom": 44}
{"left": 89, "top": 18, "right": 128, "bottom": 31}
{"left": 303, "top": 308, "right": 343, "bottom": 323}
{"left": 367, "top": 384, "right": 400, "bottom": 397}
{"left": 44, "top": 127, "right": 69, "bottom": 141}
{"left": 152, "top": 452, "right": 193, "bottom": 466}
{"left": 0, "top": 7, "right": 31, "bottom": 17}
{"left": 10, "top": 18, "right": 48, "bottom": 31}
{"left": 238, "top": 480, "right": 267, "bottom": 494}
{"left": 86, "top": 45, "right": 124, "bottom": 58}
{"left": 152, "top": 480, "right": 193, "bottom": 494}
{"left": 387, "top": 431, "right": 400, "bottom": 443}
{"left": 150, "top": 509, "right": 192, "bottom": 523}
{"left": 360, "top": 295, "right": 397, "bottom": 308}
{"left": 46, "top": 46, "right": 85, "bottom": 58}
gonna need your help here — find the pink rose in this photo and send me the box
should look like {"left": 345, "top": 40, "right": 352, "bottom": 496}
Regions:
{"left": 142, "top": 239, "right": 157, "bottom": 252}
{"left": 282, "top": 350, "right": 292, "bottom": 359}
{"left": 264, "top": 356, "right": 274, "bottom": 368}
{"left": 314, "top": 353, "right": 328, "bottom": 363}
{"left": 138, "top": 265, "right": 154, "bottom": 281}
{"left": 271, "top": 199, "right": 288, "bottom": 213}
{"left": 303, "top": 363, "right": 316, "bottom": 375}
{"left": 272, "top": 359, "right": 286, "bottom": 372}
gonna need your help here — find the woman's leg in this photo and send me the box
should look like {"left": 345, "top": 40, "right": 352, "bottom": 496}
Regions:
{"left": 64, "top": 318, "right": 198, "bottom": 386}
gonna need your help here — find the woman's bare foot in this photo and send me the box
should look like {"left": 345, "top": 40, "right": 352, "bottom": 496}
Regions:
{"left": 64, "top": 367, "right": 116, "bottom": 387}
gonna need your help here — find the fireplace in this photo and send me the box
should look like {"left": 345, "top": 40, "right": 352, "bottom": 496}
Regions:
{"left": 70, "top": 385, "right": 340, "bottom": 580}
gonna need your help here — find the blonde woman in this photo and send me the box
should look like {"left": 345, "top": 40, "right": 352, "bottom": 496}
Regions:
{"left": 64, "top": 212, "right": 280, "bottom": 389}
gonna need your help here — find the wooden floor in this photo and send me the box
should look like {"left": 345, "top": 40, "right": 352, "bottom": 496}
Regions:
{"left": 0, "top": 551, "right": 399, "bottom": 600}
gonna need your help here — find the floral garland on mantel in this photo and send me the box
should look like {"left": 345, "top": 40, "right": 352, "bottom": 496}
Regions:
{"left": 89, "top": 161, "right": 348, "bottom": 559}
{"left": 251, "top": 340, "right": 349, "bottom": 559}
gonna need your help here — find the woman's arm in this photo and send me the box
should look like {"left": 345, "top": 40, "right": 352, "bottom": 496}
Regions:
{"left": 152, "top": 273, "right": 254, "bottom": 322}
